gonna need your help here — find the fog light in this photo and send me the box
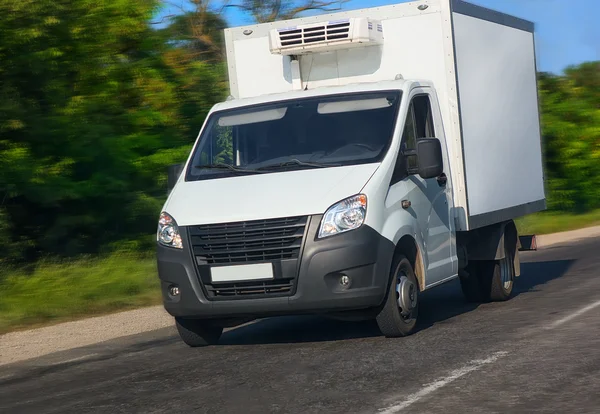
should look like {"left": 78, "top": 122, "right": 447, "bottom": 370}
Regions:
{"left": 339, "top": 275, "right": 351, "bottom": 288}
{"left": 168, "top": 285, "right": 180, "bottom": 297}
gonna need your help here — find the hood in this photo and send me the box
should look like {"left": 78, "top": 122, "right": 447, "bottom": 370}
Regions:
{"left": 164, "top": 163, "right": 380, "bottom": 226}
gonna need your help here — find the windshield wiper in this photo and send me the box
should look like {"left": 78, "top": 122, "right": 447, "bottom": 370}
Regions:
{"left": 257, "top": 159, "right": 339, "bottom": 171}
{"left": 194, "top": 163, "right": 264, "bottom": 174}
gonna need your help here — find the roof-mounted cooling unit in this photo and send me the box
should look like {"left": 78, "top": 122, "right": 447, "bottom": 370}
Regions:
{"left": 269, "top": 17, "right": 384, "bottom": 56}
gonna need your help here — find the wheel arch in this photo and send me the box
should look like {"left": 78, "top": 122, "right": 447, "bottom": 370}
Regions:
{"left": 395, "top": 235, "right": 426, "bottom": 292}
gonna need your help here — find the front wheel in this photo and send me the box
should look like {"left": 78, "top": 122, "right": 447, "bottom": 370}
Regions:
{"left": 175, "top": 317, "right": 223, "bottom": 347}
{"left": 376, "top": 254, "right": 419, "bottom": 337}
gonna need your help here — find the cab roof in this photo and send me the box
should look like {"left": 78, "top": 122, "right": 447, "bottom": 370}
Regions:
{"left": 210, "top": 79, "right": 428, "bottom": 113}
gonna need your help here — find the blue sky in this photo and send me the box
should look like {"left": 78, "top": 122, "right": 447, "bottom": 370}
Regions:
{"left": 159, "top": 0, "right": 599, "bottom": 74}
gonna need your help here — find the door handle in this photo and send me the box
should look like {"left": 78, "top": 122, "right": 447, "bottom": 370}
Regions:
{"left": 437, "top": 173, "right": 447, "bottom": 187}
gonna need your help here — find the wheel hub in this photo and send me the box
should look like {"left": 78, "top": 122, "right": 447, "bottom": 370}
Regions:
{"left": 396, "top": 273, "right": 417, "bottom": 318}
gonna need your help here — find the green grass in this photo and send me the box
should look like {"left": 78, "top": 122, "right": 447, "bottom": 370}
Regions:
{"left": 516, "top": 208, "right": 600, "bottom": 236}
{"left": 0, "top": 253, "right": 161, "bottom": 334}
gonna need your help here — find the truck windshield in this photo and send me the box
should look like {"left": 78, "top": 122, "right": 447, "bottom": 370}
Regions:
{"left": 186, "top": 91, "right": 401, "bottom": 180}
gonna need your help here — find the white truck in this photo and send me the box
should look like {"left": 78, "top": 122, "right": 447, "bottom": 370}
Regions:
{"left": 157, "top": 0, "right": 545, "bottom": 347}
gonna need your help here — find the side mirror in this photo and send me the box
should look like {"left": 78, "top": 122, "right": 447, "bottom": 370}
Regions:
{"left": 167, "top": 164, "right": 184, "bottom": 193}
{"left": 416, "top": 138, "right": 444, "bottom": 179}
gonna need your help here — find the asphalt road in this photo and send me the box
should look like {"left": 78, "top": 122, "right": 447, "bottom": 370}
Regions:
{"left": 2, "top": 238, "right": 600, "bottom": 414}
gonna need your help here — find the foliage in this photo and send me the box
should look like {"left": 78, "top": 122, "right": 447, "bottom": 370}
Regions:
{"left": 155, "top": 5, "right": 228, "bottom": 62}
{"left": 0, "top": 0, "right": 226, "bottom": 264}
{"left": 538, "top": 62, "right": 600, "bottom": 211}
{"left": 0, "top": 0, "right": 598, "bottom": 271}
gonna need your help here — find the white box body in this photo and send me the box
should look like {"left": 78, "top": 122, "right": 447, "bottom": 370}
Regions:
{"left": 223, "top": 0, "right": 545, "bottom": 230}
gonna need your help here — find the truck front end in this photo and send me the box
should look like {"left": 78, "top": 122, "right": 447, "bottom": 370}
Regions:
{"left": 156, "top": 85, "right": 404, "bottom": 346}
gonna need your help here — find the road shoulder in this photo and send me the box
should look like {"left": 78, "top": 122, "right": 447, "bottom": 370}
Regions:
{"left": 0, "top": 306, "right": 172, "bottom": 366}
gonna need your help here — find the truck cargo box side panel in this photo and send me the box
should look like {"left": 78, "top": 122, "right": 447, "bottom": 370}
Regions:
{"left": 452, "top": 11, "right": 545, "bottom": 227}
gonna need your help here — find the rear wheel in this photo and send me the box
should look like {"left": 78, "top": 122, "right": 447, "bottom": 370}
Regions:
{"left": 175, "top": 317, "right": 223, "bottom": 347}
{"left": 376, "top": 254, "right": 419, "bottom": 337}
{"left": 460, "top": 236, "right": 516, "bottom": 303}
{"left": 481, "top": 239, "right": 515, "bottom": 302}
{"left": 459, "top": 261, "right": 486, "bottom": 303}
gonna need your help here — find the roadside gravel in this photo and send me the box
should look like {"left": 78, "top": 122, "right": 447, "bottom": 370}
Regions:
{"left": 0, "top": 306, "right": 172, "bottom": 366}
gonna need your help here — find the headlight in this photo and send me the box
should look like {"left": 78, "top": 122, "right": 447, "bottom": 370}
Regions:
{"left": 318, "top": 194, "right": 367, "bottom": 239}
{"left": 157, "top": 212, "right": 183, "bottom": 249}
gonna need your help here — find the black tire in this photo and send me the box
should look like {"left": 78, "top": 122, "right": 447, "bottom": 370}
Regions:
{"left": 465, "top": 237, "right": 515, "bottom": 303}
{"left": 175, "top": 317, "right": 223, "bottom": 347}
{"left": 481, "top": 241, "right": 515, "bottom": 302}
{"left": 376, "top": 254, "right": 419, "bottom": 338}
{"left": 459, "top": 261, "right": 486, "bottom": 303}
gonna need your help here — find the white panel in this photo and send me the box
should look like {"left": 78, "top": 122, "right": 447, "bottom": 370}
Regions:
{"left": 453, "top": 13, "right": 545, "bottom": 219}
{"left": 296, "top": 14, "right": 450, "bottom": 90}
{"left": 231, "top": 13, "right": 453, "bottom": 98}
{"left": 233, "top": 37, "right": 295, "bottom": 98}
{"left": 226, "top": 2, "right": 453, "bottom": 104}
{"left": 211, "top": 263, "right": 274, "bottom": 283}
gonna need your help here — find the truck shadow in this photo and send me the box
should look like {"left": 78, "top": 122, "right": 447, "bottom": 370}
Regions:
{"left": 219, "top": 259, "right": 574, "bottom": 345}
{"left": 415, "top": 259, "right": 574, "bottom": 332}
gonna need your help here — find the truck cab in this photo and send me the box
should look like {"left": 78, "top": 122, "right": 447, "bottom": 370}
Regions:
{"left": 157, "top": 0, "right": 545, "bottom": 347}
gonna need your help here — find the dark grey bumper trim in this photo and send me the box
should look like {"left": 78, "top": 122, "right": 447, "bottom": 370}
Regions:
{"left": 156, "top": 216, "right": 396, "bottom": 320}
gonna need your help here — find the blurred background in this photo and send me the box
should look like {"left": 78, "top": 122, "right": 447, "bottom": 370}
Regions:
{"left": 0, "top": 0, "right": 598, "bottom": 333}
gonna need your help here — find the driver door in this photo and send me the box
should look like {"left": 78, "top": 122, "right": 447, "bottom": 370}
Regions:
{"left": 399, "top": 88, "right": 457, "bottom": 286}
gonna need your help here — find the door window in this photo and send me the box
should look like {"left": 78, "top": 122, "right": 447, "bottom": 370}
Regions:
{"left": 392, "top": 93, "right": 437, "bottom": 183}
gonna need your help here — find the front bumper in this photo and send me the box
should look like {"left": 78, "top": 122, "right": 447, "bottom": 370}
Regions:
{"left": 157, "top": 215, "right": 395, "bottom": 319}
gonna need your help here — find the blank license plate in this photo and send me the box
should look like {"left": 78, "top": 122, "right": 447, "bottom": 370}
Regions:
{"left": 210, "top": 263, "right": 274, "bottom": 283}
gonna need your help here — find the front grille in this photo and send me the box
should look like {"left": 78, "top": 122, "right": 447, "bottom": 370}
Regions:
{"left": 189, "top": 216, "right": 308, "bottom": 265}
{"left": 206, "top": 279, "right": 294, "bottom": 298}
{"left": 189, "top": 216, "right": 309, "bottom": 300}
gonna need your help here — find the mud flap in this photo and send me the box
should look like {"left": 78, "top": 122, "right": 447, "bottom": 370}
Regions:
{"left": 515, "top": 234, "right": 538, "bottom": 278}
{"left": 518, "top": 235, "right": 537, "bottom": 251}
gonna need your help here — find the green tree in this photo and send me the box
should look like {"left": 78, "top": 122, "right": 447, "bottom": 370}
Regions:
{"left": 538, "top": 61, "right": 600, "bottom": 212}
{"left": 0, "top": 0, "right": 226, "bottom": 262}
{"left": 155, "top": 6, "right": 228, "bottom": 62}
